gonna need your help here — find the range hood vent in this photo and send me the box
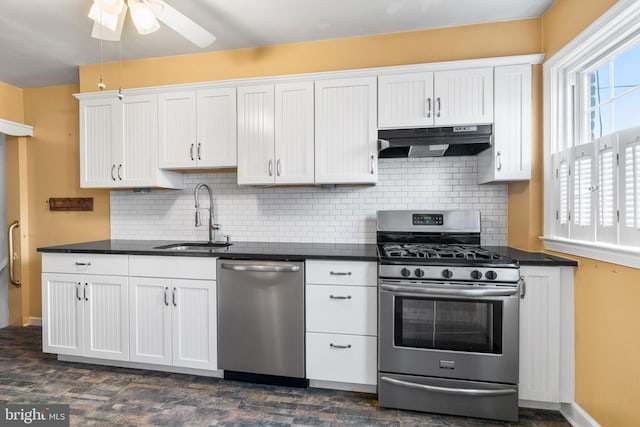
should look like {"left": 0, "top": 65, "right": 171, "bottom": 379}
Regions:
{"left": 378, "top": 125, "right": 492, "bottom": 158}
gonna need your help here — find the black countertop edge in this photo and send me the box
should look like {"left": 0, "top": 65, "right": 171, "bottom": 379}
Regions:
{"left": 37, "top": 240, "right": 577, "bottom": 266}
{"left": 484, "top": 246, "right": 578, "bottom": 267}
{"left": 36, "top": 240, "right": 379, "bottom": 262}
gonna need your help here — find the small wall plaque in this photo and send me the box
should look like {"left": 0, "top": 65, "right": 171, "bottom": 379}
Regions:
{"left": 48, "top": 197, "right": 93, "bottom": 211}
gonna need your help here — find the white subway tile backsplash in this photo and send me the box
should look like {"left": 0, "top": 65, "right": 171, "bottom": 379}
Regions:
{"left": 110, "top": 157, "right": 508, "bottom": 245}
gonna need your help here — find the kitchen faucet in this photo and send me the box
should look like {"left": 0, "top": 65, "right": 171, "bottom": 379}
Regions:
{"left": 194, "top": 183, "right": 219, "bottom": 244}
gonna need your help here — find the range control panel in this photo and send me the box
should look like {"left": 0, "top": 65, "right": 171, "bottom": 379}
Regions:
{"left": 412, "top": 213, "right": 444, "bottom": 226}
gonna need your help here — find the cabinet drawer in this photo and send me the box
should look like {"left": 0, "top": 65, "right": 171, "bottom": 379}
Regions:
{"left": 306, "top": 332, "right": 377, "bottom": 385}
{"left": 129, "top": 255, "right": 217, "bottom": 280}
{"left": 41, "top": 253, "right": 128, "bottom": 276}
{"left": 305, "top": 260, "right": 377, "bottom": 286}
{"left": 306, "top": 285, "right": 377, "bottom": 336}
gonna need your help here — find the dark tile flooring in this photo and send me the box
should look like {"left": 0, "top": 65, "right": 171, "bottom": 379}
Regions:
{"left": 0, "top": 326, "right": 569, "bottom": 426}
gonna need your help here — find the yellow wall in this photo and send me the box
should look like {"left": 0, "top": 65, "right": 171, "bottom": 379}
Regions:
{"left": 22, "top": 85, "right": 111, "bottom": 318}
{"left": 79, "top": 19, "right": 541, "bottom": 91}
{"left": 542, "top": 1, "right": 640, "bottom": 426}
{"left": 0, "top": 81, "right": 24, "bottom": 123}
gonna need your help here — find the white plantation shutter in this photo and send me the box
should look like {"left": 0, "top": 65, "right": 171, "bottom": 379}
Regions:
{"left": 596, "top": 134, "right": 618, "bottom": 243}
{"left": 552, "top": 150, "right": 570, "bottom": 238}
{"left": 619, "top": 126, "right": 640, "bottom": 246}
{"left": 570, "top": 143, "right": 595, "bottom": 241}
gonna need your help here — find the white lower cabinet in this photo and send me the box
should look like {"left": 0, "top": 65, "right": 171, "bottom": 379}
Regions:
{"left": 519, "top": 265, "right": 575, "bottom": 407}
{"left": 305, "top": 260, "right": 378, "bottom": 387}
{"left": 129, "top": 256, "right": 217, "bottom": 371}
{"left": 41, "top": 254, "right": 129, "bottom": 361}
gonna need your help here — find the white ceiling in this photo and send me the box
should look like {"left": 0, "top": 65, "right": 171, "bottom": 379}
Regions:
{"left": 0, "top": 0, "right": 555, "bottom": 88}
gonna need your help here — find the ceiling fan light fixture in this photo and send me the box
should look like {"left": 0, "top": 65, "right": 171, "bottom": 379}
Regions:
{"left": 128, "top": 0, "right": 160, "bottom": 35}
{"left": 94, "top": 0, "right": 125, "bottom": 15}
{"left": 88, "top": 3, "right": 120, "bottom": 31}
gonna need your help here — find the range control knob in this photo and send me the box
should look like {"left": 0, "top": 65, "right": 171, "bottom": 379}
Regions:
{"left": 485, "top": 270, "right": 498, "bottom": 280}
{"left": 401, "top": 268, "right": 411, "bottom": 277}
{"left": 470, "top": 270, "right": 483, "bottom": 280}
{"left": 442, "top": 269, "right": 453, "bottom": 279}
{"left": 414, "top": 268, "right": 425, "bottom": 278}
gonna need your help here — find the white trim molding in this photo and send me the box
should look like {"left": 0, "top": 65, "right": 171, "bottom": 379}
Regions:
{"left": 543, "top": 0, "right": 640, "bottom": 267}
{"left": 27, "top": 317, "right": 42, "bottom": 327}
{"left": 0, "top": 118, "right": 33, "bottom": 137}
{"left": 561, "top": 402, "right": 602, "bottom": 427}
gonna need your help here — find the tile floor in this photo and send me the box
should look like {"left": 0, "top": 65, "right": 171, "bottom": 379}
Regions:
{"left": 0, "top": 326, "right": 570, "bottom": 426}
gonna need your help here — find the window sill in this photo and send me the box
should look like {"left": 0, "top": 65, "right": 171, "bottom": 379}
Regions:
{"left": 542, "top": 237, "right": 640, "bottom": 269}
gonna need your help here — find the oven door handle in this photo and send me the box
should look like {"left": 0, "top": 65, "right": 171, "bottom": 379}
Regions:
{"left": 380, "top": 376, "right": 517, "bottom": 397}
{"left": 380, "top": 284, "right": 519, "bottom": 297}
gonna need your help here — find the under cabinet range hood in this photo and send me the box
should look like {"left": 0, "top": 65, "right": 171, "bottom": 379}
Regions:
{"left": 378, "top": 124, "right": 492, "bottom": 158}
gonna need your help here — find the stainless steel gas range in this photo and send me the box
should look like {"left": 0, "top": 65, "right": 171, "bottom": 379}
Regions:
{"left": 376, "top": 210, "right": 523, "bottom": 422}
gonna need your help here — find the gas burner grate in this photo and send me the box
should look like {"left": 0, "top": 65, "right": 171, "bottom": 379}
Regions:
{"left": 381, "top": 244, "right": 504, "bottom": 261}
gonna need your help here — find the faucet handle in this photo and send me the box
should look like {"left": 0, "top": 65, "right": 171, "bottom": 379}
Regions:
{"left": 212, "top": 223, "right": 220, "bottom": 230}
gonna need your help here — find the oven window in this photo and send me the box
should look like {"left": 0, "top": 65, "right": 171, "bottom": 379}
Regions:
{"left": 394, "top": 296, "right": 503, "bottom": 354}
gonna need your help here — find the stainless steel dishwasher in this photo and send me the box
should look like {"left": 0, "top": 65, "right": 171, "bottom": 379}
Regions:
{"left": 217, "top": 259, "right": 306, "bottom": 386}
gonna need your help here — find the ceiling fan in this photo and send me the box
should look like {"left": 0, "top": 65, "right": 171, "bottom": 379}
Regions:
{"left": 88, "top": 0, "right": 216, "bottom": 48}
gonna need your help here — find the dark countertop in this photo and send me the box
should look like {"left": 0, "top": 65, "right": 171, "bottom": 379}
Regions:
{"left": 37, "top": 239, "right": 379, "bottom": 262}
{"left": 37, "top": 240, "right": 577, "bottom": 266}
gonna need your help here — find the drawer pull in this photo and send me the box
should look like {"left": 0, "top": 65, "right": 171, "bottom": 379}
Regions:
{"left": 330, "top": 343, "right": 352, "bottom": 349}
{"left": 75, "top": 262, "right": 91, "bottom": 266}
{"left": 329, "top": 271, "right": 351, "bottom": 276}
{"left": 329, "top": 295, "right": 351, "bottom": 300}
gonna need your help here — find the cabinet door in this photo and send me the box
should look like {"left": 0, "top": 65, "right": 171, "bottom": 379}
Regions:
{"left": 378, "top": 72, "right": 434, "bottom": 128}
{"left": 42, "top": 273, "right": 84, "bottom": 356}
{"left": 274, "top": 81, "right": 315, "bottom": 184}
{"left": 306, "top": 332, "right": 377, "bottom": 385}
{"left": 197, "top": 88, "right": 237, "bottom": 168}
{"left": 83, "top": 275, "right": 129, "bottom": 361}
{"left": 129, "top": 277, "right": 172, "bottom": 365}
{"left": 158, "top": 91, "right": 197, "bottom": 169}
{"left": 479, "top": 64, "right": 532, "bottom": 183}
{"left": 237, "top": 85, "right": 275, "bottom": 185}
{"left": 79, "top": 98, "right": 120, "bottom": 188}
{"left": 315, "top": 77, "right": 377, "bottom": 184}
{"left": 433, "top": 68, "right": 493, "bottom": 126}
{"left": 171, "top": 279, "right": 217, "bottom": 370}
{"left": 120, "top": 94, "right": 159, "bottom": 186}
{"left": 519, "top": 266, "right": 561, "bottom": 403}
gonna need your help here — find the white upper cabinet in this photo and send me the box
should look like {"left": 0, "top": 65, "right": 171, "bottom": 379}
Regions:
{"left": 478, "top": 64, "right": 532, "bottom": 183}
{"left": 315, "top": 76, "right": 378, "bottom": 184}
{"left": 80, "top": 94, "right": 181, "bottom": 189}
{"left": 158, "top": 88, "right": 237, "bottom": 169}
{"left": 378, "top": 68, "right": 493, "bottom": 129}
{"left": 237, "top": 82, "right": 315, "bottom": 185}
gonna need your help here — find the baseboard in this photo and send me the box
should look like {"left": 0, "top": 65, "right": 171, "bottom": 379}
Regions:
{"left": 561, "top": 402, "right": 601, "bottom": 427}
{"left": 309, "top": 379, "right": 377, "bottom": 394}
{"left": 27, "top": 317, "right": 42, "bottom": 326}
{"left": 519, "top": 399, "right": 561, "bottom": 410}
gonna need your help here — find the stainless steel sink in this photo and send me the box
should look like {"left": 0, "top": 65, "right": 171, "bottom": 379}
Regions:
{"left": 153, "top": 242, "right": 233, "bottom": 251}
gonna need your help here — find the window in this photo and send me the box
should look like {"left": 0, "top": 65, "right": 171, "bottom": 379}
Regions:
{"left": 544, "top": 0, "right": 640, "bottom": 268}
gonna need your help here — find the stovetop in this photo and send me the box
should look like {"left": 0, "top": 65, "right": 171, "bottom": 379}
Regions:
{"left": 380, "top": 243, "right": 507, "bottom": 261}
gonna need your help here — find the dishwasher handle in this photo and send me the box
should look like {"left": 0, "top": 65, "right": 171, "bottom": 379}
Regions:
{"left": 220, "top": 263, "right": 301, "bottom": 273}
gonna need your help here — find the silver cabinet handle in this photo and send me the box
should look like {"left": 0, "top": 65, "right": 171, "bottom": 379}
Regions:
{"left": 330, "top": 343, "right": 351, "bottom": 349}
{"left": 117, "top": 164, "right": 123, "bottom": 180}
{"left": 436, "top": 97, "right": 441, "bottom": 117}
{"left": 426, "top": 98, "right": 432, "bottom": 118}
{"left": 76, "top": 283, "right": 82, "bottom": 301}
{"left": 164, "top": 287, "right": 169, "bottom": 306}
{"left": 83, "top": 283, "right": 88, "bottom": 301}
{"left": 520, "top": 276, "right": 526, "bottom": 299}
{"left": 329, "top": 295, "right": 351, "bottom": 300}
{"left": 330, "top": 271, "right": 351, "bottom": 276}
{"left": 190, "top": 144, "right": 194, "bottom": 161}
{"left": 268, "top": 160, "right": 273, "bottom": 176}
{"left": 172, "top": 287, "right": 177, "bottom": 307}
{"left": 197, "top": 143, "right": 202, "bottom": 160}
{"left": 496, "top": 151, "right": 502, "bottom": 171}
{"left": 8, "top": 221, "right": 21, "bottom": 287}
{"left": 220, "top": 263, "right": 301, "bottom": 273}
{"left": 380, "top": 283, "right": 519, "bottom": 297}
{"left": 111, "top": 164, "right": 116, "bottom": 181}
{"left": 276, "top": 159, "right": 281, "bottom": 176}
{"left": 370, "top": 155, "right": 375, "bottom": 175}
{"left": 75, "top": 262, "right": 91, "bottom": 266}
{"left": 380, "top": 376, "right": 517, "bottom": 397}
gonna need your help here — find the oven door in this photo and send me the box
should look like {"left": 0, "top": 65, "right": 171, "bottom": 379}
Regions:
{"left": 379, "top": 280, "right": 519, "bottom": 384}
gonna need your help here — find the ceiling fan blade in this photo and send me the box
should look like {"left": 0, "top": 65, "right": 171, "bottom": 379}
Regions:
{"left": 91, "top": 3, "right": 128, "bottom": 41}
{"left": 145, "top": 0, "right": 216, "bottom": 48}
